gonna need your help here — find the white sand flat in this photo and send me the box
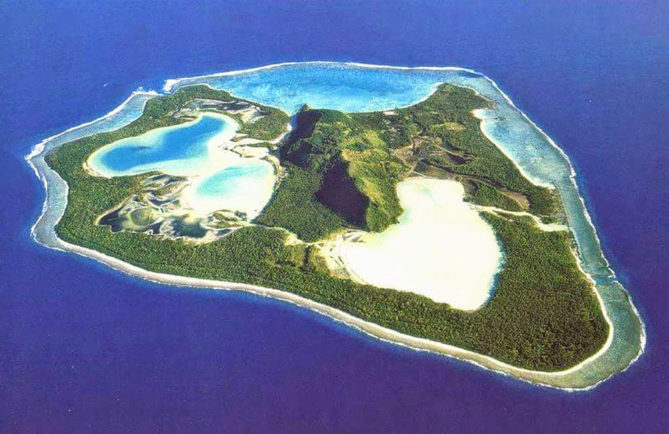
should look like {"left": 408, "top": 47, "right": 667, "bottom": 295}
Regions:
{"left": 330, "top": 178, "right": 502, "bottom": 310}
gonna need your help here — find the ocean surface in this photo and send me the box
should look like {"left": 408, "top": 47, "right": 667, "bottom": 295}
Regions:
{"left": 2, "top": 1, "right": 668, "bottom": 432}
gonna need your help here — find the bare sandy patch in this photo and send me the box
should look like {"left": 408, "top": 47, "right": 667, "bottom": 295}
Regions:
{"left": 321, "top": 177, "right": 502, "bottom": 310}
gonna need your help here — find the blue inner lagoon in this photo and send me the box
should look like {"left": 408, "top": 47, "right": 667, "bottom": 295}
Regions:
{"left": 87, "top": 112, "right": 276, "bottom": 218}
{"left": 88, "top": 113, "right": 237, "bottom": 177}
{"left": 185, "top": 159, "right": 276, "bottom": 217}
{"left": 172, "top": 64, "right": 620, "bottom": 278}
{"left": 196, "top": 163, "right": 274, "bottom": 200}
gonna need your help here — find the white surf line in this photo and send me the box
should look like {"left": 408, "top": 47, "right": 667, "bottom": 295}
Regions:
{"left": 472, "top": 202, "right": 620, "bottom": 389}
{"left": 162, "top": 61, "right": 477, "bottom": 92}
{"left": 478, "top": 70, "right": 646, "bottom": 377}
{"left": 27, "top": 62, "right": 644, "bottom": 391}
{"left": 26, "top": 89, "right": 159, "bottom": 164}
{"left": 163, "top": 62, "right": 302, "bottom": 92}
{"left": 346, "top": 61, "right": 645, "bottom": 372}
{"left": 26, "top": 89, "right": 158, "bottom": 235}
{"left": 161, "top": 61, "right": 552, "bottom": 189}
{"left": 480, "top": 74, "right": 620, "bottom": 274}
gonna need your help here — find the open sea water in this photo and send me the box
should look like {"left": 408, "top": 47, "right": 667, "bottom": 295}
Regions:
{"left": 2, "top": 1, "right": 668, "bottom": 432}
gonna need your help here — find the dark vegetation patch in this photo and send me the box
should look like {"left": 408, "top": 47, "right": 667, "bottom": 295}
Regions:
{"left": 315, "top": 159, "right": 370, "bottom": 228}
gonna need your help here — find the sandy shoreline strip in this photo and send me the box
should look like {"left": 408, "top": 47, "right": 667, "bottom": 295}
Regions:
{"left": 27, "top": 62, "right": 645, "bottom": 391}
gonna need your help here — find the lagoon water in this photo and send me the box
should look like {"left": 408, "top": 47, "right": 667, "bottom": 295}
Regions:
{"left": 4, "top": 1, "right": 668, "bottom": 432}
{"left": 89, "top": 114, "right": 237, "bottom": 177}
{"left": 172, "top": 65, "right": 647, "bottom": 382}
{"left": 184, "top": 160, "right": 276, "bottom": 218}
{"left": 33, "top": 60, "right": 643, "bottom": 389}
{"left": 88, "top": 112, "right": 276, "bottom": 218}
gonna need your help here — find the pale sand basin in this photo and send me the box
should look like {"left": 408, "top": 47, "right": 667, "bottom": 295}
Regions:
{"left": 181, "top": 157, "right": 276, "bottom": 219}
{"left": 322, "top": 177, "right": 503, "bottom": 310}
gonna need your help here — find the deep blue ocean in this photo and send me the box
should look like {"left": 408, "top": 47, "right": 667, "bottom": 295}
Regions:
{"left": 2, "top": 1, "right": 668, "bottom": 432}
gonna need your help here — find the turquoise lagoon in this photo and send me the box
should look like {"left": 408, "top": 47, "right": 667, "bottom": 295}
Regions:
{"left": 88, "top": 113, "right": 237, "bottom": 177}
{"left": 169, "top": 64, "right": 620, "bottom": 280}
{"left": 168, "top": 64, "right": 623, "bottom": 284}
{"left": 87, "top": 112, "right": 276, "bottom": 218}
{"left": 183, "top": 160, "right": 276, "bottom": 218}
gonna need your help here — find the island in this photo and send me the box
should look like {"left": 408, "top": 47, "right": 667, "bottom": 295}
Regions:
{"left": 29, "top": 62, "right": 645, "bottom": 390}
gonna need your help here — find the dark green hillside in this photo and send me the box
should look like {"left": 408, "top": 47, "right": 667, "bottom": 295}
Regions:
{"left": 259, "top": 107, "right": 407, "bottom": 241}
{"left": 260, "top": 84, "right": 558, "bottom": 244}
{"left": 357, "top": 84, "right": 557, "bottom": 216}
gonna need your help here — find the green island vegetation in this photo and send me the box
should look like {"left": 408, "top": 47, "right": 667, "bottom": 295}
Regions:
{"left": 142, "top": 85, "right": 289, "bottom": 140}
{"left": 45, "top": 84, "right": 608, "bottom": 371}
{"left": 257, "top": 107, "right": 408, "bottom": 240}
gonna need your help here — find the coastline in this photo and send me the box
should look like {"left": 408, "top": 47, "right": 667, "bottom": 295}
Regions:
{"left": 26, "top": 62, "right": 645, "bottom": 391}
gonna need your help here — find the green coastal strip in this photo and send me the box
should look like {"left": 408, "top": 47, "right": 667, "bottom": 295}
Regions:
{"left": 45, "top": 84, "right": 608, "bottom": 372}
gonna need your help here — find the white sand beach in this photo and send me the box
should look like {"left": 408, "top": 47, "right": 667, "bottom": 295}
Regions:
{"left": 87, "top": 112, "right": 278, "bottom": 221}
